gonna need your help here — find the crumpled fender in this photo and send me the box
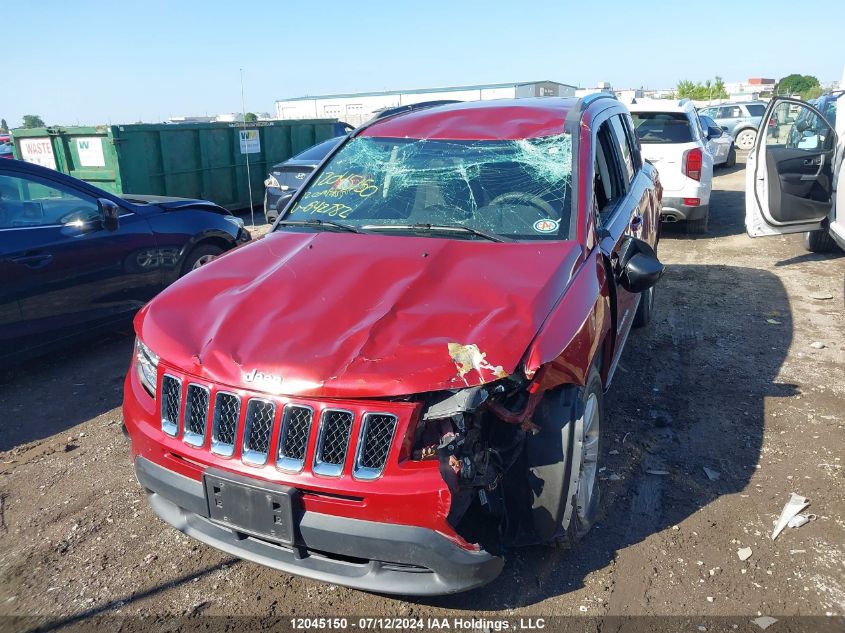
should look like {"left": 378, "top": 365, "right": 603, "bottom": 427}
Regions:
{"left": 522, "top": 248, "right": 611, "bottom": 390}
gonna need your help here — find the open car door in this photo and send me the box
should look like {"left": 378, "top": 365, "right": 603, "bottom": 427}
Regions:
{"left": 745, "top": 97, "right": 837, "bottom": 237}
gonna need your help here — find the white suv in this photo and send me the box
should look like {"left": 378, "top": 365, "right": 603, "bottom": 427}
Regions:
{"left": 629, "top": 99, "right": 715, "bottom": 233}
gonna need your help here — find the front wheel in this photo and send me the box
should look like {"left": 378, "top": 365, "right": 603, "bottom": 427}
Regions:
{"left": 735, "top": 128, "right": 757, "bottom": 151}
{"left": 181, "top": 243, "right": 224, "bottom": 276}
{"left": 527, "top": 366, "right": 603, "bottom": 546}
{"left": 803, "top": 229, "right": 836, "bottom": 253}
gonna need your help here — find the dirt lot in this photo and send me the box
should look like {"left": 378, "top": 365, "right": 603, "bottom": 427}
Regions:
{"left": 1, "top": 154, "right": 843, "bottom": 630}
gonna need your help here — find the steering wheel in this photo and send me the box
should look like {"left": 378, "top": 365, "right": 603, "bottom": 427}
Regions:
{"left": 488, "top": 192, "right": 555, "bottom": 217}
{"left": 59, "top": 206, "right": 99, "bottom": 225}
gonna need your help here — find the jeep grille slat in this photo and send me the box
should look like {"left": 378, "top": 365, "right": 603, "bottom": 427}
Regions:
{"left": 313, "top": 409, "right": 354, "bottom": 477}
{"left": 183, "top": 384, "right": 210, "bottom": 447}
{"left": 277, "top": 405, "right": 313, "bottom": 472}
{"left": 211, "top": 392, "right": 240, "bottom": 457}
{"left": 354, "top": 413, "right": 398, "bottom": 479}
{"left": 242, "top": 399, "right": 276, "bottom": 465}
{"left": 160, "top": 374, "right": 182, "bottom": 437}
{"left": 156, "top": 374, "right": 398, "bottom": 480}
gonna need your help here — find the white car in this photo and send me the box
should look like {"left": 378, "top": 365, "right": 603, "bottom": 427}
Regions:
{"left": 746, "top": 94, "right": 844, "bottom": 252}
{"left": 629, "top": 99, "right": 715, "bottom": 233}
{"left": 700, "top": 114, "right": 737, "bottom": 168}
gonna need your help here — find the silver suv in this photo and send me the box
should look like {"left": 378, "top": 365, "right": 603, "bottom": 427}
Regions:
{"left": 698, "top": 101, "right": 769, "bottom": 150}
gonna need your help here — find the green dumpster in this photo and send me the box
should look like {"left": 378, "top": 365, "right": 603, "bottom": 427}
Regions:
{"left": 10, "top": 120, "right": 343, "bottom": 211}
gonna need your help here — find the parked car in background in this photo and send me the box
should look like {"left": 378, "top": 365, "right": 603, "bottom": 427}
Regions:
{"left": 698, "top": 101, "right": 770, "bottom": 151}
{"left": 810, "top": 91, "right": 841, "bottom": 127}
{"left": 0, "top": 142, "right": 12, "bottom": 159}
{"left": 0, "top": 159, "right": 251, "bottom": 368}
{"left": 746, "top": 96, "right": 843, "bottom": 253}
{"left": 124, "top": 95, "right": 664, "bottom": 595}
{"left": 629, "top": 99, "right": 714, "bottom": 233}
{"left": 700, "top": 114, "right": 736, "bottom": 168}
{"left": 264, "top": 136, "right": 346, "bottom": 223}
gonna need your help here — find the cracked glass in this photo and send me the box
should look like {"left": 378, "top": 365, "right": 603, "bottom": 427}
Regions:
{"left": 278, "top": 133, "right": 573, "bottom": 241}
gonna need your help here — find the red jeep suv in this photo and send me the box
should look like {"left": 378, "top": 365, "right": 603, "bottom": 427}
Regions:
{"left": 124, "top": 96, "right": 663, "bottom": 595}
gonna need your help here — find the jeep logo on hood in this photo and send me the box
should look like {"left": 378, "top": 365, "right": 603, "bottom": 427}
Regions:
{"left": 244, "top": 369, "right": 283, "bottom": 388}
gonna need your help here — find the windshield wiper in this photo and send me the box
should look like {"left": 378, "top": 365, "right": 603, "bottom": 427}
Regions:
{"left": 363, "top": 223, "right": 510, "bottom": 243}
{"left": 275, "top": 218, "right": 367, "bottom": 234}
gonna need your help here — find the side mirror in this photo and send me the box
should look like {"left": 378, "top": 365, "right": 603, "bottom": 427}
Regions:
{"left": 98, "top": 198, "right": 120, "bottom": 231}
{"left": 616, "top": 235, "right": 665, "bottom": 293}
{"left": 708, "top": 126, "right": 722, "bottom": 138}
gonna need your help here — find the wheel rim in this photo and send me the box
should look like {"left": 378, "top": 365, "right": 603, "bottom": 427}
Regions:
{"left": 575, "top": 393, "right": 600, "bottom": 521}
{"left": 192, "top": 254, "right": 216, "bottom": 270}
{"left": 736, "top": 130, "right": 756, "bottom": 150}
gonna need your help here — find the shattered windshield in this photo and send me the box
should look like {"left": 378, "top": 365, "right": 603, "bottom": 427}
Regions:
{"left": 277, "top": 133, "right": 573, "bottom": 241}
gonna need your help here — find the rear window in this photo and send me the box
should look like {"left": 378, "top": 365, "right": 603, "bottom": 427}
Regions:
{"left": 746, "top": 104, "right": 766, "bottom": 117}
{"left": 631, "top": 112, "right": 695, "bottom": 144}
{"left": 291, "top": 137, "right": 343, "bottom": 162}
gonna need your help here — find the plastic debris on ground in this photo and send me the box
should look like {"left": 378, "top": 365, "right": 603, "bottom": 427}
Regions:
{"left": 703, "top": 467, "right": 721, "bottom": 481}
{"left": 737, "top": 547, "right": 753, "bottom": 561}
{"left": 771, "top": 493, "right": 810, "bottom": 540}
{"left": 751, "top": 616, "right": 778, "bottom": 630}
{"left": 786, "top": 513, "right": 817, "bottom": 529}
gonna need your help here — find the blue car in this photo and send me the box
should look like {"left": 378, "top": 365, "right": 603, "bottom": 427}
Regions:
{"left": 0, "top": 159, "right": 251, "bottom": 368}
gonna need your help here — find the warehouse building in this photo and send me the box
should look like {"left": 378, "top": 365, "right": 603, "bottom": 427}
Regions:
{"left": 275, "top": 80, "right": 576, "bottom": 126}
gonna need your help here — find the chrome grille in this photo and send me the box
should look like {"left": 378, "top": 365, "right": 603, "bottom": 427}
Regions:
{"left": 242, "top": 399, "right": 276, "bottom": 465}
{"left": 277, "top": 404, "right": 313, "bottom": 472}
{"left": 313, "top": 409, "right": 353, "bottom": 477}
{"left": 183, "top": 384, "right": 210, "bottom": 447}
{"left": 160, "top": 374, "right": 182, "bottom": 436}
{"left": 211, "top": 392, "right": 240, "bottom": 456}
{"left": 353, "top": 413, "right": 397, "bottom": 479}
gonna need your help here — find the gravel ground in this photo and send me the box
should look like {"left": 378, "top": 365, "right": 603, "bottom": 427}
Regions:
{"left": 1, "top": 154, "right": 843, "bottom": 631}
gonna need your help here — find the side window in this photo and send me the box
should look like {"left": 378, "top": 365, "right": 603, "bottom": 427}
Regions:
{"left": 717, "top": 106, "right": 734, "bottom": 119}
{"left": 0, "top": 173, "right": 99, "bottom": 229}
{"left": 594, "top": 122, "right": 627, "bottom": 222}
{"left": 608, "top": 116, "right": 635, "bottom": 184}
{"left": 766, "top": 101, "right": 835, "bottom": 151}
{"left": 622, "top": 114, "right": 643, "bottom": 171}
{"left": 700, "top": 108, "right": 716, "bottom": 118}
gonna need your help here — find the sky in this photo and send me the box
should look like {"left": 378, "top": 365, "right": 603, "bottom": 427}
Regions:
{"left": 4, "top": 0, "right": 844, "bottom": 127}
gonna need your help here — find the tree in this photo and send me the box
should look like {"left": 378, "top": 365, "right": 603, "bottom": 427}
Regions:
{"left": 0, "top": 119, "right": 7, "bottom": 132}
{"left": 776, "top": 74, "right": 820, "bottom": 98}
{"left": 243, "top": 112, "right": 258, "bottom": 123}
{"left": 676, "top": 77, "right": 729, "bottom": 101}
{"left": 23, "top": 114, "right": 46, "bottom": 128}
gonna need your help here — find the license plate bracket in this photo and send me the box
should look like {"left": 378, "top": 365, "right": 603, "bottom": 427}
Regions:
{"left": 204, "top": 469, "right": 297, "bottom": 545}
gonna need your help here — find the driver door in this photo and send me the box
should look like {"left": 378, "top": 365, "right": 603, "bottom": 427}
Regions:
{"left": 0, "top": 169, "right": 159, "bottom": 353}
{"left": 745, "top": 97, "right": 836, "bottom": 237}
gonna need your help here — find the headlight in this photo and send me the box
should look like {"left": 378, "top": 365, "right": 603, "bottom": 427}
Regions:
{"left": 135, "top": 338, "right": 160, "bottom": 397}
{"left": 223, "top": 214, "right": 244, "bottom": 228}
{"left": 264, "top": 174, "right": 280, "bottom": 188}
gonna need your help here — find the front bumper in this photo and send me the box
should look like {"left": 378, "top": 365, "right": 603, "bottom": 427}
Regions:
{"left": 660, "top": 196, "right": 709, "bottom": 222}
{"left": 135, "top": 455, "right": 503, "bottom": 595}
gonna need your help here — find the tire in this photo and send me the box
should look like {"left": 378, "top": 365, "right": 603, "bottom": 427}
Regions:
{"left": 181, "top": 243, "right": 224, "bottom": 276}
{"left": 735, "top": 128, "right": 757, "bottom": 151}
{"left": 527, "top": 366, "right": 603, "bottom": 546}
{"left": 633, "top": 284, "right": 655, "bottom": 328}
{"left": 686, "top": 211, "right": 709, "bottom": 235}
{"left": 803, "top": 229, "right": 836, "bottom": 253}
{"left": 725, "top": 145, "right": 737, "bottom": 168}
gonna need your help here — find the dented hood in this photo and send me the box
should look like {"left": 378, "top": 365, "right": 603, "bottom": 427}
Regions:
{"left": 138, "top": 231, "right": 581, "bottom": 398}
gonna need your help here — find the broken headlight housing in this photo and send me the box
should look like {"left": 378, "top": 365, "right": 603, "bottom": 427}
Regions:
{"left": 135, "top": 338, "right": 160, "bottom": 398}
{"left": 264, "top": 174, "right": 280, "bottom": 188}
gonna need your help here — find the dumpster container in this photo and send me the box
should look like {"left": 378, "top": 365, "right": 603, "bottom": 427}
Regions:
{"left": 10, "top": 119, "right": 343, "bottom": 211}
